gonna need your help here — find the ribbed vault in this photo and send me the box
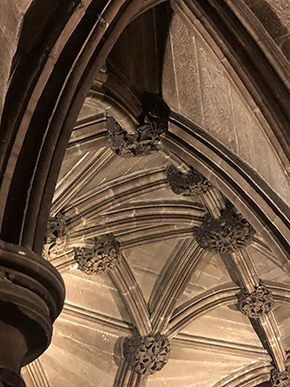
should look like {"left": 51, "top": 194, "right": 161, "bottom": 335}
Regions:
{"left": 12, "top": 1, "right": 290, "bottom": 387}
{"left": 24, "top": 114, "right": 290, "bottom": 386}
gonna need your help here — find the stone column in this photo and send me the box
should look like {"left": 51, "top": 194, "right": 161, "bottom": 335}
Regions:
{"left": 0, "top": 240, "right": 65, "bottom": 385}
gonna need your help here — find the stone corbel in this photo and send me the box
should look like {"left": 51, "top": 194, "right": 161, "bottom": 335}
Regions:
{"left": 42, "top": 213, "right": 68, "bottom": 260}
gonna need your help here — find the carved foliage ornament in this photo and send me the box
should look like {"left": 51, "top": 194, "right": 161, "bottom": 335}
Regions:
{"left": 271, "top": 368, "right": 290, "bottom": 387}
{"left": 107, "top": 94, "right": 169, "bottom": 157}
{"left": 237, "top": 282, "right": 274, "bottom": 318}
{"left": 123, "top": 333, "right": 170, "bottom": 375}
{"left": 43, "top": 213, "right": 68, "bottom": 260}
{"left": 0, "top": 368, "right": 26, "bottom": 387}
{"left": 166, "top": 164, "right": 213, "bottom": 196}
{"left": 193, "top": 204, "right": 255, "bottom": 253}
{"left": 74, "top": 234, "right": 120, "bottom": 274}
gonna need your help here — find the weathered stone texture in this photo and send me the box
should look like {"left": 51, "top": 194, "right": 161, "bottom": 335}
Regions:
{"left": 164, "top": 12, "right": 290, "bottom": 207}
{"left": 165, "top": 14, "right": 203, "bottom": 126}
{"left": 244, "top": 0, "right": 290, "bottom": 60}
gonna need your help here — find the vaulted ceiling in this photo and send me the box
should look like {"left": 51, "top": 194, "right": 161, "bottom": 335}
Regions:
{"left": 1, "top": 1, "right": 290, "bottom": 387}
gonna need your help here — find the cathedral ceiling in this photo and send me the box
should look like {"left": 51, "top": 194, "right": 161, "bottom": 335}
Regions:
{"left": 11, "top": 1, "right": 290, "bottom": 387}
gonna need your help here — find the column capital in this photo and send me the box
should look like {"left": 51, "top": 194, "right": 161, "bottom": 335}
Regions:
{"left": 0, "top": 368, "right": 26, "bottom": 387}
{"left": 0, "top": 240, "right": 65, "bottom": 366}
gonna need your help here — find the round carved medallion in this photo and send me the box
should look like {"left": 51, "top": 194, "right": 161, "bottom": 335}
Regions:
{"left": 123, "top": 333, "right": 171, "bottom": 375}
{"left": 75, "top": 234, "right": 120, "bottom": 274}
{"left": 193, "top": 205, "right": 255, "bottom": 253}
{"left": 271, "top": 368, "right": 290, "bottom": 387}
{"left": 237, "top": 283, "right": 273, "bottom": 318}
{"left": 166, "top": 164, "right": 212, "bottom": 196}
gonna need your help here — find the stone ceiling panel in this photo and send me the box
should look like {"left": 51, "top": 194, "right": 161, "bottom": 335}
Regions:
{"left": 176, "top": 251, "right": 234, "bottom": 308}
{"left": 63, "top": 270, "right": 133, "bottom": 325}
{"left": 37, "top": 315, "right": 121, "bottom": 386}
{"left": 271, "top": 304, "right": 290, "bottom": 352}
{"left": 247, "top": 246, "right": 290, "bottom": 284}
{"left": 146, "top": 346, "right": 262, "bottom": 387}
{"left": 124, "top": 238, "right": 182, "bottom": 304}
{"left": 163, "top": 12, "right": 290, "bottom": 206}
{"left": 180, "top": 304, "right": 263, "bottom": 347}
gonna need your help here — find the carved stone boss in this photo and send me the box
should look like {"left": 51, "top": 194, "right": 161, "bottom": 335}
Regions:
{"left": 43, "top": 213, "right": 67, "bottom": 260}
{"left": 166, "top": 164, "right": 212, "bottom": 196}
{"left": 123, "top": 333, "right": 171, "bottom": 375}
{"left": 193, "top": 204, "right": 255, "bottom": 253}
{"left": 107, "top": 94, "right": 169, "bottom": 157}
{"left": 271, "top": 368, "right": 290, "bottom": 387}
{"left": 74, "top": 234, "right": 120, "bottom": 274}
{"left": 237, "top": 282, "right": 274, "bottom": 318}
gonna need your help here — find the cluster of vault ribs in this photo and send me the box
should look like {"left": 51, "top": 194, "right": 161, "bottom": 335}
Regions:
{"left": 43, "top": 95, "right": 285, "bottom": 384}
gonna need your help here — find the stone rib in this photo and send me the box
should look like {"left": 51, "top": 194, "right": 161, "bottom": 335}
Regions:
{"left": 166, "top": 282, "right": 239, "bottom": 338}
{"left": 51, "top": 148, "right": 114, "bottom": 214}
{"left": 150, "top": 239, "right": 204, "bottom": 333}
{"left": 26, "top": 359, "right": 50, "bottom": 387}
{"left": 64, "top": 168, "right": 168, "bottom": 228}
{"left": 113, "top": 360, "right": 147, "bottom": 387}
{"left": 61, "top": 302, "right": 131, "bottom": 336}
{"left": 173, "top": 333, "right": 268, "bottom": 359}
{"left": 230, "top": 249, "right": 286, "bottom": 371}
{"left": 109, "top": 254, "right": 151, "bottom": 336}
{"left": 69, "top": 203, "right": 204, "bottom": 243}
{"left": 211, "top": 360, "right": 272, "bottom": 387}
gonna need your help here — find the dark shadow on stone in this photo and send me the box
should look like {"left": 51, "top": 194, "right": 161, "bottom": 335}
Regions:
{"left": 244, "top": 0, "right": 290, "bottom": 61}
{"left": 113, "top": 336, "right": 125, "bottom": 368}
{"left": 107, "top": 3, "right": 173, "bottom": 97}
{"left": 255, "top": 381, "right": 271, "bottom": 387}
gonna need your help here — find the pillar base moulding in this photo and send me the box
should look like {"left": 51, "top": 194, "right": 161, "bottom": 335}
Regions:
{"left": 0, "top": 240, "right": 65, "bottom": 372}
{"left": 0, "top": 368, "right": 26, "bottom": 387}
